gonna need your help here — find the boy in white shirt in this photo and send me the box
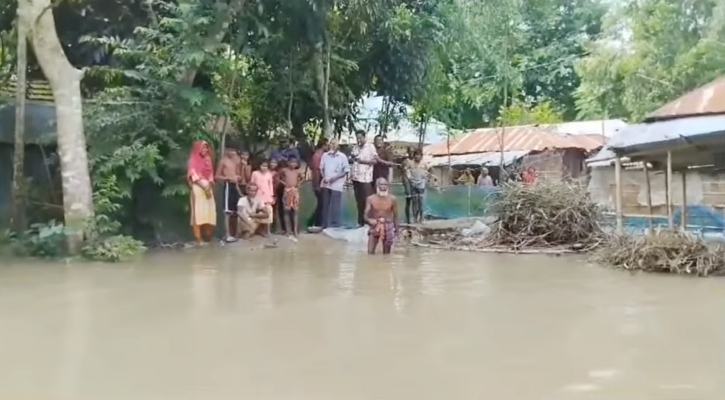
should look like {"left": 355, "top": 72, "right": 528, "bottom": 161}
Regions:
{"left": 237, "top": 182, "right": 273, "bottom": 238}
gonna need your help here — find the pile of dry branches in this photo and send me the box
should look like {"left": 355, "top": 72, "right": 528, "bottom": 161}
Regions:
{"left": 486, "top": 180, "right": 603, "bottom": 249}
{"left": 593, "top": 230, "right": 725, "bottom": 276}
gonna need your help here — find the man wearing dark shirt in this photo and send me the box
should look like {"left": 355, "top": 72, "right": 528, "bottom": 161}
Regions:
{"left": 270, "top": 136, "right": 301, "bottom": 163}
{"left": 372, "top": 134, "right": 392, "bottom": 183}
{"left": 307, "top": 138, "right": 329, "bottom": 227}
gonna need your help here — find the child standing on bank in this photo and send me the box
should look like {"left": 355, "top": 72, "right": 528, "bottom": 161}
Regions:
{"left": 250, "top": 160, "right": 276, "bottom": 235}
{"left": 279, "top": 157, "right": 304, "bottom": 240}
{"left": 238, "top": 150, "right": 253, "bottom": 195}
{"left": 269, "top": 158, "right": 285, "bottom": 233}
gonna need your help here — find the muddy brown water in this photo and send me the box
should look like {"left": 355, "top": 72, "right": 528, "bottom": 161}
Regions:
{"left": 1, "top": 237, "right": 724, "bottom": 399}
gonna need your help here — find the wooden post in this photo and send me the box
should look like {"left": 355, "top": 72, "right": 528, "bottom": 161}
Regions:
{"left": 666, "top": 151, "right": 673, "bottom": 229}
{"left": 467, "top": 184, "right": 472, "bottom": 216}
{"left": 447, "top": 129, "right": 451, "bottom": 181}
{"left": 643, "top": 163, "right": 653, "bottom": 235}
{"left": 614, "top": 156, "right": 623, "bottom": 233}
{"left": 12, "top": 17, "right": 28, "bottom": 233}
{"left": 681, "top": 171, "right": 687, "bottom": 230}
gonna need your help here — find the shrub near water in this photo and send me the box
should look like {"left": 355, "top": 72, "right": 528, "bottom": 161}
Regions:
{"left": 486, "top": 180, "right": 603, "bottom": 248}
{"left": 593, "top": 231, "right": 725, "bottom": 277}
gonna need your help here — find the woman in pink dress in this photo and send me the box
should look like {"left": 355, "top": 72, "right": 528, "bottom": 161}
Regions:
{"left": 250, "top": 160, "right": 276, "bottom": 208}
{"left": 187, "top": 140, "right": 216, "bottom": 244}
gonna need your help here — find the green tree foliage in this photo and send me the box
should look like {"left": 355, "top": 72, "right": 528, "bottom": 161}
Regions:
{"left": 498, "top": 99, "right": 564, "bottom": 126}
{"left": 575, "top": 0, "right": 725, "bottom": 121}
{"left": 435, "top": 0, "right": 605, "bottom": 127}
{"left": 82, "top": 1, "right": 230, "bottom": 241}
{"left": 7, "top": 0, "right": 722, "bottom": 252}
{"left": 75, "top": 0, "right": 453, "bottom": 241}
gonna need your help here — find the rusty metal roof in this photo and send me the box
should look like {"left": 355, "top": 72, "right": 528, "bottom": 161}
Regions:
{"left": 424, "top": 125, "right": 605, "bottom": 156}
{"left": 647, "top": 76, "right": 725, "bottom": 121}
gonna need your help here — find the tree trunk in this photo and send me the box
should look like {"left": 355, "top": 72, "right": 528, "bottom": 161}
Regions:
{"left": 379, "top": 96, "right": 392, "bottom": 135}
{"left": 417, "top": 118, "right": 428, "bottom": 148}
{"left": 21, "top": 0, "right": 94, "bottom": 253}
{"left": 12, "top": 15, "right": 28, "bottom": 233}
{"left": 499, "top": 38, "right": 508, "bottom": 174}
{"left": 314, "top": 40, "right": 332, "bottom": 139}
{"left": 181, "top": 0, "right": 246, "bottom": 86}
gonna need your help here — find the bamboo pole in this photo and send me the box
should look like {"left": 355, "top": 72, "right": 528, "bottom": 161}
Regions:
{"left": 614, "top": 156, "right": 623, "bottom": 233}
{"left": 681, "top": 171, "right": 687, "bottom": 230}
{"left": 12, "top": 18, "right": 28, "bottom": 233}
{"left": 218, "top": 72, "right": 238, "bottom": 160}
{"left": 643, "top": 163, "right": 653, "bottom": 235}
{"left": 446, "top": 130, "right": 451, "bottom": 185}
{"left": 467, "top": 184, "right": 472, "bottom": 216}
{"left": 666, "top": 151, "right": 673, "bottom": 229}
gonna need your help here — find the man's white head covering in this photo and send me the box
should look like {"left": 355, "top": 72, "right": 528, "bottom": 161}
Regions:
{"left": 375, "top": 177, "right": 389, "bottom": 195}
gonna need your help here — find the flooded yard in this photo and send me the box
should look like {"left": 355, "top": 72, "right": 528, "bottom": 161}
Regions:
{"left": 0, "top": 239, "right": 723, "bottom": 399}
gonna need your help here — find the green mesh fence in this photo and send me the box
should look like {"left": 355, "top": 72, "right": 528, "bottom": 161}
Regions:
{"left": 297, "top": 182, "right": 499, "bottom": 227}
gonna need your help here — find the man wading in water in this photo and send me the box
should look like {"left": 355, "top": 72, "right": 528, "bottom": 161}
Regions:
{"left": 365, "top": 177, "right": 399, "bottom": 255}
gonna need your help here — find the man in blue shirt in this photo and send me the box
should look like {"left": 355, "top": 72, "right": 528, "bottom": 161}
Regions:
{"left": 270, "top": 136, "right": 301, "bottom": 163}
{"left": 319, "top": 138, "right": 349, "bottom": 228}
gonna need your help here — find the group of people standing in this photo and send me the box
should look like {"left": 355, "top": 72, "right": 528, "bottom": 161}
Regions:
{"left": 309, "top": 131, "right": 434, "bottom": 224}
{"left": 455, "top": 167, "right": 495, "bottom": 187}
{"left": 186, "top": 138, "right": 304, "bottom": 245}
{"left": 186, "top": 130, "right": 435, "bottom": 254}
{"left": 455, "top": 164, "right": 537, "bottom": 187}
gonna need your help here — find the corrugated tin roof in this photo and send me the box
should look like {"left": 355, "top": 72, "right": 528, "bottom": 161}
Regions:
{"left": 586, "top": 114, "right": 725, "bottom": 165}
{"left": 424, "top": 124, "right": 605, "bottom": 156}
{"left": 425, "top": 151, "right": 527, "bottom": 167}
{"left": 350, "top": 95, "right": 447, "bottom": 145}
{"left": 608, "top": 114, "right": 725, "bottom": 153}
{"left": 647, "top": 77, "right": 725, "bottom": 121}
{"left": 537, "top": 119, "right": 626, "bottom": 137}
{"left": 586, "top": 147, "right": 617, "bottom": 167}
{"left": 339, "top": 118, "right": 445, "bottom": 146}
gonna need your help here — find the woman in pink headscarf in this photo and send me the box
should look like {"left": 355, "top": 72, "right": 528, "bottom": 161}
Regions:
{"left": 187, "top": 140, "right": 216, "bottom": 244}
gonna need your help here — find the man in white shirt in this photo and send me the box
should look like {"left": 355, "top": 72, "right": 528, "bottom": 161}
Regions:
{"left": 237, "top": 182, "right": 273, "bottom": 238}
{"left": 477, "top": 167, "right": 494, "bottom": 187}
{"left": 320, "top": 138, "right": 350, "bottom": 228}
{"left": 350, "top": 130, "right": 394, "bottom": 227}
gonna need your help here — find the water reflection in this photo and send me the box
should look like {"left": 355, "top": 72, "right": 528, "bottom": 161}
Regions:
{"left": 390, "top": 267, "right": 406, "bottom": 313}
{"left": 190, "top": 252, "right": 218, "bottom": 312}
{"left": 55, "top": 271, "right": 90, "bottom": 397}
{"left": 1, "top": 242, "right": 724, "bottom": 399}
{"left": 336, "top": 247, "right": 358, "bottom": 296}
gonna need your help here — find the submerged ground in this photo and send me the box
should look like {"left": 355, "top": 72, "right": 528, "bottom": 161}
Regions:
{"left": 1, "top": 237, "right": 723, "bottom": 399}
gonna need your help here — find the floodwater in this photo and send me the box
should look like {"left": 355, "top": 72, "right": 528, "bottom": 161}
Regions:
{"left": 1, "top": 238, "right": 724, "bottom": 400}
